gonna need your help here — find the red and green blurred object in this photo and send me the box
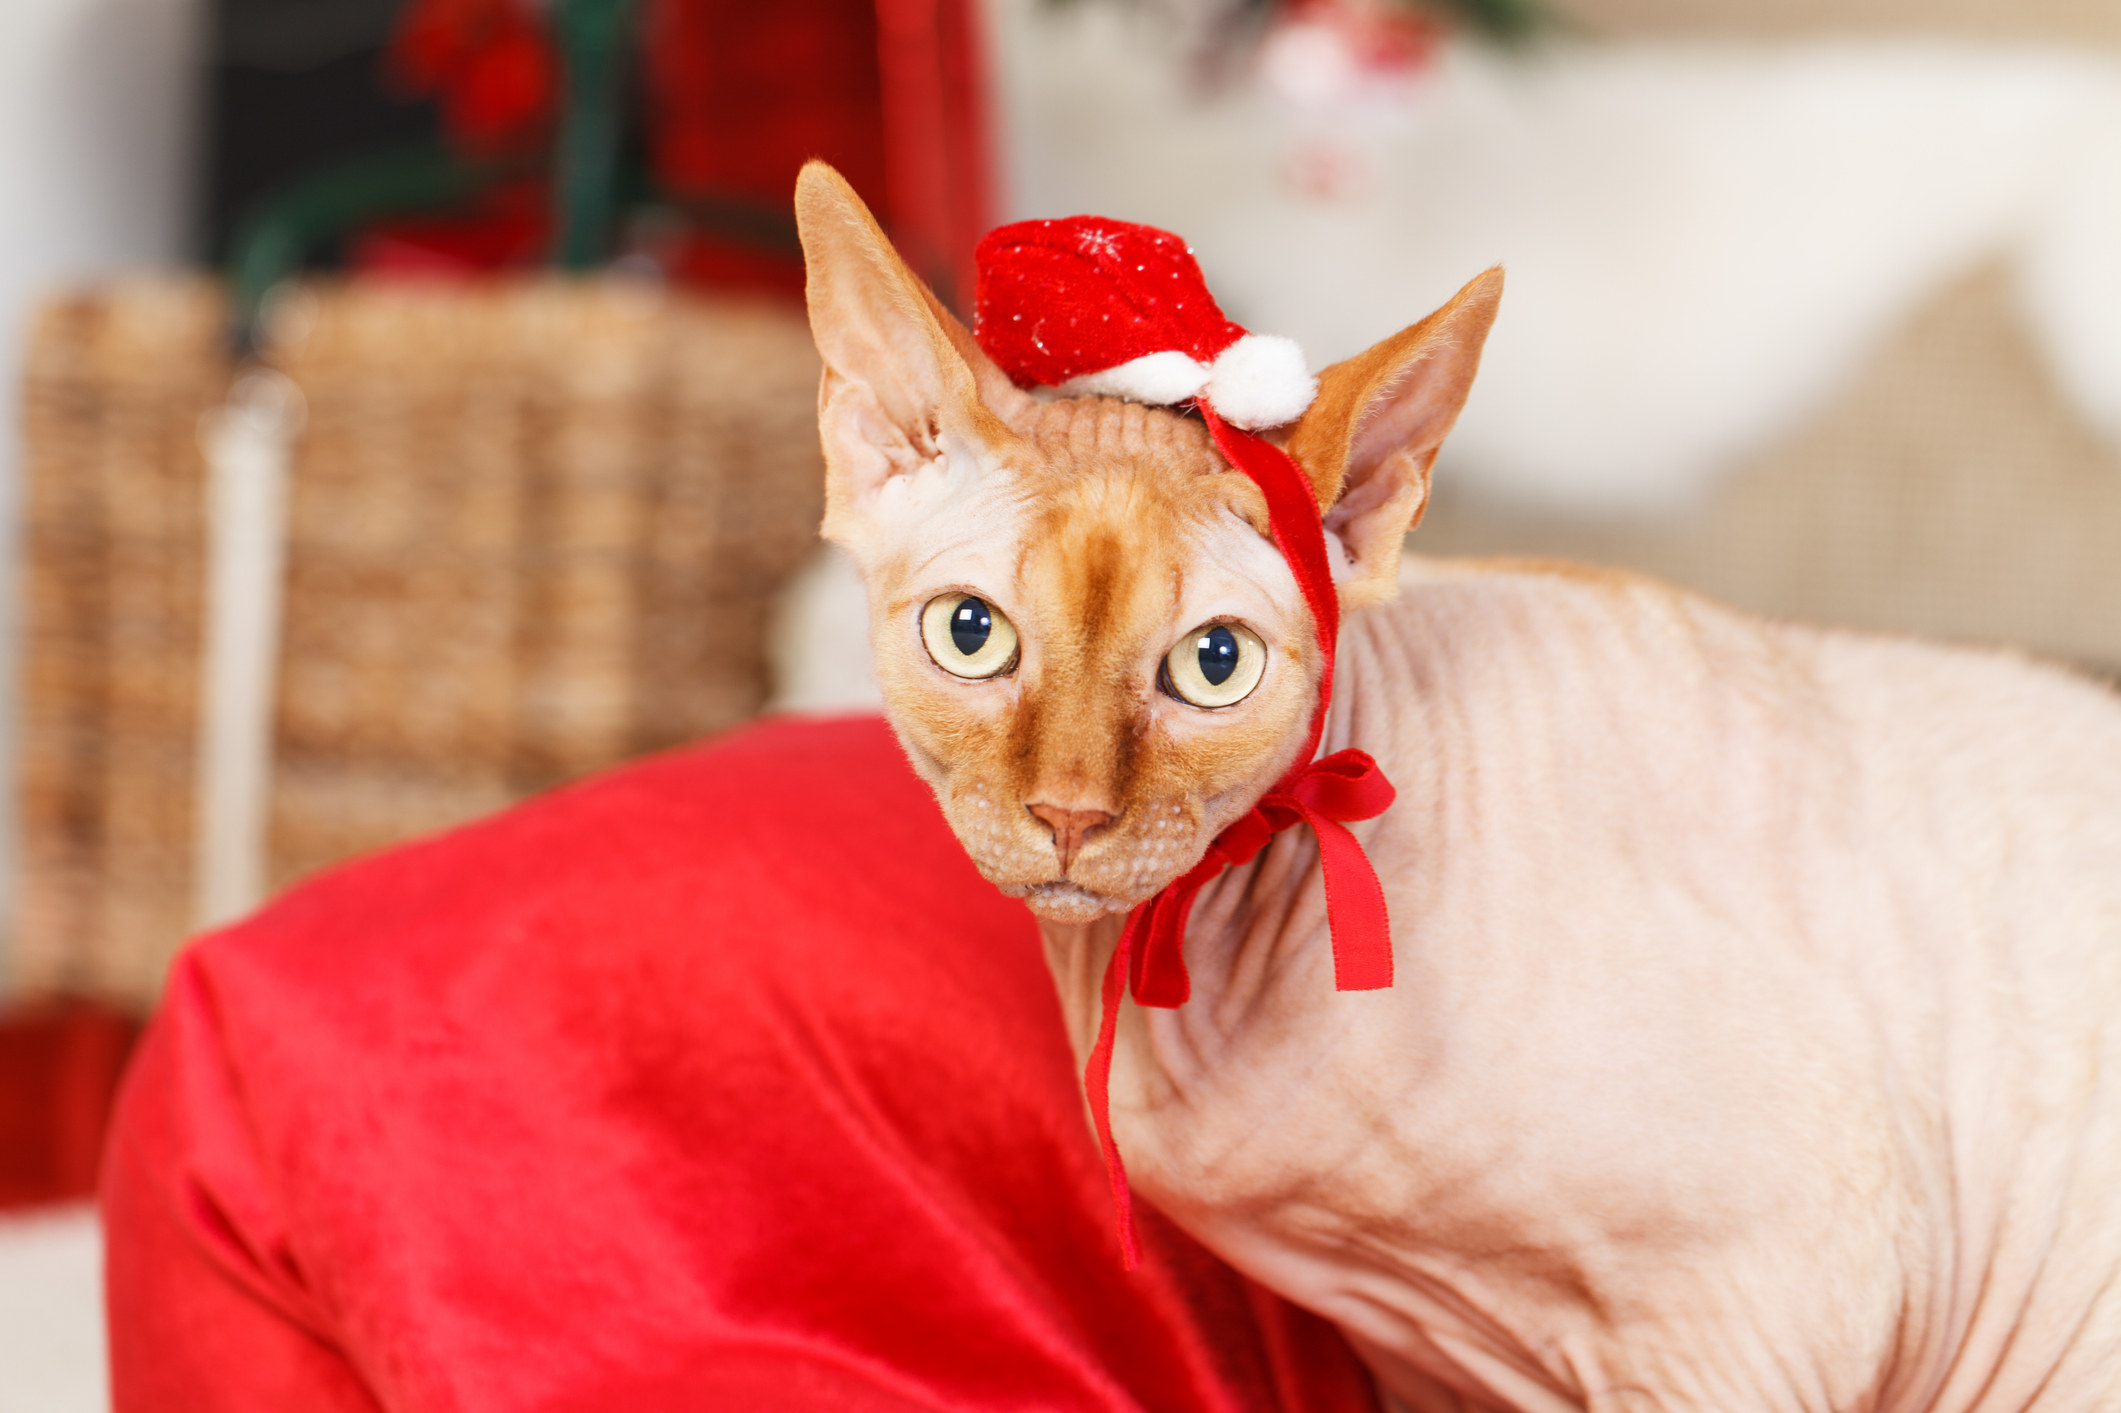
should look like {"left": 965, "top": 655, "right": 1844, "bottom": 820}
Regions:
{"left": 227, "top": 0, "right": 992, "bottom": 348}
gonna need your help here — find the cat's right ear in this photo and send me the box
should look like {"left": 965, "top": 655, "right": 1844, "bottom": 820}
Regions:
{"left": 795, "top": 162, "right": 1028, "bottom": 557}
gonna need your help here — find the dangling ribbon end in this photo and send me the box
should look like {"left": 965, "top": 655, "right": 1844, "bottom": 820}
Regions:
{"left": 1114, "top": 1188, "right": 1142, "bottom": 1271}
{"left": 1336, "top": 954, "right": 1395, "bottom": 993}
{"left": 1088, "top": 912, "right": 1149, "bottom": 1271}
{"left": 1129, "top": 859, "right": 1228, "bottom": 1009}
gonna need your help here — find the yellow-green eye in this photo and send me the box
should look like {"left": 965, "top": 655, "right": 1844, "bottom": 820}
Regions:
{"left": 921, "top": 593, "right": 1019, "bottom": 679}
{"left": 1163, "top": 622, "right": 1266, "bottom": 708}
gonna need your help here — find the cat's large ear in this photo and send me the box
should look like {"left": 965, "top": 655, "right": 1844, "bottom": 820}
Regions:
{"left": 1285, "top": 267, "right": 1503, "bottom": 610}
{"left": 795, "top": 162, "right": 1029, "bottom": 558}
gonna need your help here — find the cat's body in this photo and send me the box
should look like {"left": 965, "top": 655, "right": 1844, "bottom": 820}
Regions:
{"left": 792, "top": 163, "right": 2121, "bottom": 1410}
{"left": 1058, "top": 560, "right": 2121, "bottom": 1412}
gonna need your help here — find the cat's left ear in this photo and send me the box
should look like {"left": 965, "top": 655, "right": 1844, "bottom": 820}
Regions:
{"left": 1284, "top": 267, "right": 1503, "bottom": 610}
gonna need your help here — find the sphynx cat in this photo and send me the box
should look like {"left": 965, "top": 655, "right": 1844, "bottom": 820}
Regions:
{"left": 794, "top": 161, "right": 2121, "bottom": 1412}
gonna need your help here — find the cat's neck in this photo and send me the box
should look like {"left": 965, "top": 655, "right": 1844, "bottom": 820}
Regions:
{"left": 1034, "top": 587, "right": 1445, "bottom": 1090}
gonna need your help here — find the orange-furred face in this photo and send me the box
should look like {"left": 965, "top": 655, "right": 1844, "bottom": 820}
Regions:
{"left": 861, "top": 397, "right": 1319, "bottom": 922}
{"left": 795, "top": 162, "right": 1501, "bottom": 922}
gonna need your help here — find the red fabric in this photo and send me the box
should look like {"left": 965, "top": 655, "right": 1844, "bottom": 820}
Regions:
{"left": 643, "top": 0, "right": 888, "bottom": 210}
{"left": 645, "top": 0, "right": 992, "bottom": 304}
{"left": 874, "top": 0, "right": 996, "bottom": 307}
{"left": 0, "top": 1001, "right": 140, "bottom": 1210}
{"left": 974, "top": 217, "right": 1248, "bottom": 386}
{"left": 640, "top": 0, "right": 873, "bottom": 300}
{"left": 101, "top": 716, "right": 1380, "bottom": 1412}
{"left": 643, "top": 0, "right": 888, "bottom": 298}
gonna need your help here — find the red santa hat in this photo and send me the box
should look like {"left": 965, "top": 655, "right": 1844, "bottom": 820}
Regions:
{"left": 972, "top": 216, "right": 1318, "bottom": 431}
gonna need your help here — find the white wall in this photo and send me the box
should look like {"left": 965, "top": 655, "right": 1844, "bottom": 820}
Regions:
{"left": 0, "top": 0, "right": 204, "bottom": 987}
{"left": 0, "top": 1208, "right": 106, "bottom": 1413}
{"left": 983, "top": 0, "right": 2121, "bottom": 513}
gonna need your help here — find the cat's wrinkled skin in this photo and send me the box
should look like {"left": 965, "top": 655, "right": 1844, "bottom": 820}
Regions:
{"left": 796, "top": 161, "right": 2121, "bottom": 1411}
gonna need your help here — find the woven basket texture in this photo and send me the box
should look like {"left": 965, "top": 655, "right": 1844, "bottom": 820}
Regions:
{"left": 15, "top": 277, "right": 825, "bottom": 1005}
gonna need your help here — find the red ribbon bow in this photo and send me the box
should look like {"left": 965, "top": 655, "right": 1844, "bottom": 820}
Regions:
{"left": 1127, "top": 749, "right": 1396, "bottom": 1008}
{"left": 1085, "top": 407, "right": 1397, "bottom": 1268}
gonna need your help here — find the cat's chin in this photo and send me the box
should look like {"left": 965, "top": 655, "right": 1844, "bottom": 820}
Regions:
{"left": 1015, "top": 882, "right": 1127, "bottom": 925}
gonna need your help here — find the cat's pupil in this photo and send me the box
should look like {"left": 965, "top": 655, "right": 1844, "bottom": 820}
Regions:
{"left": 1197, "top": 625, "right": 1239, "bottom": 686}
{"left": 950, "top": 598, "right": 993, "bottom": 656}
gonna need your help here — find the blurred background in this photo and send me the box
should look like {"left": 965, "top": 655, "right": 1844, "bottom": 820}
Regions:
{"left": 2, "top": 0, "right": 2119, "bottom": 1403}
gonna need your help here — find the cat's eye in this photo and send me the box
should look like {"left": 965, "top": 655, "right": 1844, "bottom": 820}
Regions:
{"left": 921, "top": 593, "right": 1020, "bottom": 679}
{"left": 1163, "top": 622, "right": 1266, "bottom": 708}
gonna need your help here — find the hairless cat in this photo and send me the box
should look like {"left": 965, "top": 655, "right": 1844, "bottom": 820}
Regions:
{"left": 796, "top": 160, "right": 2121, "bottom": 1413}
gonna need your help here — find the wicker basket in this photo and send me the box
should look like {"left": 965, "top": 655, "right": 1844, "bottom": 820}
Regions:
{"left": 15, "top": 276, "right": 826, "bottom": 1005}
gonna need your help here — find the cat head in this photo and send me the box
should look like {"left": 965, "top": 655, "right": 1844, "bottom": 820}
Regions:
{"left": 795, "top": 162, "right": 1499, "bottom": 924}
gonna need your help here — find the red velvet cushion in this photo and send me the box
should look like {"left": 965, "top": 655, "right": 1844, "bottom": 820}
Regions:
{"left": 102, "top": 715, "right": 1378, "bottom": 1411}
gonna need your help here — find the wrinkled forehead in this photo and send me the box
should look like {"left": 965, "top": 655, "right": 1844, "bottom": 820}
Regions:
{"left": 876, "top": 396, "right": 1300, "bottom": 636}
{"left": 1001, "top": 399, "right": 1300, "bottom": 645}
{"left": 1014, "top": 475, "right": 1189, "bottom": 649}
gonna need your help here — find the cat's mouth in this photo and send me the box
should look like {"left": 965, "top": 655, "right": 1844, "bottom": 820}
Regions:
{"left": 1018, "top": 881, "right": 1124, "bottom": 924}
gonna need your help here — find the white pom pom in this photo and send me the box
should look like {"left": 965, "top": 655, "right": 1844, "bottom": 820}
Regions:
{"left": 1204, "top": 334, "right": 1316, "bottom": 429}
{"left": 1057, "top": 350, "right": 1210, "bottom": 406}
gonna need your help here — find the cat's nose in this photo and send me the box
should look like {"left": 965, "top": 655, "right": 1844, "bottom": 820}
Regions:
{"left": 1026, "top": 803, "right": 1115, "bottom": 873}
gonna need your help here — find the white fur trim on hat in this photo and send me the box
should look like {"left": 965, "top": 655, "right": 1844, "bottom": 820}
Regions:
{"left": 1056, "top": 349, "right": 1211, "bottom": 406}
{"left": 1203, "top": 334, "right": 1317, "bottom": 430}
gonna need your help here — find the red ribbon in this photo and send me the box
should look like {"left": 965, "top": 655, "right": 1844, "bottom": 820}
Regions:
{"left": 1085, "top": 407, "right": 1396, "bottom": 1269}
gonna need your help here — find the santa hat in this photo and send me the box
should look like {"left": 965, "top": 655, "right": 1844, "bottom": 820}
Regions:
{"left": 973, "top": 217, "right": 1317, "bottom": 431}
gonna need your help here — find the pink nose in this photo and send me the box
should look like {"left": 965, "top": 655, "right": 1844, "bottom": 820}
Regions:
{"left": 1026, "top": 803, "right": 1114, "bottom": 872}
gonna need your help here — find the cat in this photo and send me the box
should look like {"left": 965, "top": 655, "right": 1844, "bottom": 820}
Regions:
{"left": 794, "top": 160, "right": 2121, "bottom": 1412}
